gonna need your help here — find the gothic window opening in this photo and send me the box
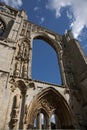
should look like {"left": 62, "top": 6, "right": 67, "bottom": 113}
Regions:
{"left": 0, "top": 18, "right": 6, "bottom": 36}
{"left": 34, "top": 112, "right": 45, "bottom": 129}
{"left": 50, "top": 114, "right": 56, "bottom": 129}
{"left": 32, "top": 39, "right": 62, "bottom": 85}
{"left": 34, "top": 118, "right": 36, "bottom": 129}
{"left": 41, "top": 113, "right": 45, "bottom": 129}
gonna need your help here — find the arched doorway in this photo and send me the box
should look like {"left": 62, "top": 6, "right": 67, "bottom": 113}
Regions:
{"left": 27, "top": 87, "right": 75, "bottom": 129}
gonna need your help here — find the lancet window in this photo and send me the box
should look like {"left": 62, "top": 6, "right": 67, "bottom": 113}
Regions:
{"left": 33, "top": 111, "right": 46, "bottom": 129}
{"left": 33, "top": 111, "right": 60, "bottom": 129}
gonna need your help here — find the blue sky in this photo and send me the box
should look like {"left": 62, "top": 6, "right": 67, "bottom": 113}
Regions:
{"left": 1, "top": 0, "right": 87, "bottom": 85}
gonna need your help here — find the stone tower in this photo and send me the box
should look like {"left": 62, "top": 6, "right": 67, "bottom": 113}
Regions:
{"left": 0, "top": 2, "right": 87, "bottom": 130}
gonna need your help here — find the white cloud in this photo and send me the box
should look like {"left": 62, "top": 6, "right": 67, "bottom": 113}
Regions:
{"left": 47, "top": 0, "right": 87, "bottom": 38}
{"left": 40, "top": 17, "right": 45, "bottom": 23}
{"left": 34, "top": 6, "right": 40, "bottom": 11}
{"left": 1, "top": 0, "right": 23, "bottom": 8}
{"left": 67, "top": 10, "right": 73, "bottom": 20}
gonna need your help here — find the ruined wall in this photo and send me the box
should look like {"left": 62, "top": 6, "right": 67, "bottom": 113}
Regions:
{"left": 0, "top": 3, "right": 27, "bottom": 129}
{"left": 0, "top": 2, "right": 87, "bottom": 130}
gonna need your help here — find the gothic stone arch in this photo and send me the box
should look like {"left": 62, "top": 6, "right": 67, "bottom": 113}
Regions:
{"left": 31, "top": 31, "right": 62, "bottom": 52}
{"left": 26, "top": 87, "right": 75, "bottom": 129}
{"left": 30, "top": 31, "right": 66, "bottom": 85}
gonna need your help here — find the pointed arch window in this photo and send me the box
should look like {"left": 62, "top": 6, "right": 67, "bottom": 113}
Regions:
{"left": 34, "top": 111, "right": 46, "bottom": 129}
{"left": 50, "top": 114, "right": 61, "bottom": 129}
{"left": 32, "top": 39, "right": 62, "bottom": 84}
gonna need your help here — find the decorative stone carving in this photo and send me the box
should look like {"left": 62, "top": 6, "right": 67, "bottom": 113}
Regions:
{"left": 9, "top": 94, "right": 20, "bottom": 129}
{"left": 0, "top": 5, "right": 17, "bottom": 16}
{"left": 21, "top": 29, "right": 25, "bottom": 36}
{"left": 22, "top": 63, "right": 28, "bottom": 78}
{"left": 15, "top": 94, "right": 20, "bottom": 108}
{"left": 10, "top": 85, "right": 16, "bottom": 92}
{"left": 23, "top": 105, "right": 28, "bottom": 124}
{"left": 14, "top": 40, "right": 30, "bottom": 78}
{"left": 16, "top": 42, "right": 29, "bottom": 61}
{"left": 0, "top": 19, "right": 6, "bottom": 36}
{"left": 41, "top": 99, "right": 55, "bottom": 113}
{"left": 16, "top": 44, "right": 23, "bottom": 59}
{"left": 9, "top": 78, "right": 19, "bottom": 90}
{"left": 23, "top": 21, "right": 27, "bottom": 28}
{"left": 14, "top": 61, "right": 20, "bottom": 76}
{"left": 23, "top": 47, "right": 29, "bottom": 62}
{"left": 28, "top": 82, "right": 35, "bottom": 90}
{"left": 0, "top": 5, "right": 10, "bottom": 14}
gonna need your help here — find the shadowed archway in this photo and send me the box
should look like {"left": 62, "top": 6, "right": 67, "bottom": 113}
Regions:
{"left": 26, "top": 87, "right": 75, "bottom": 129}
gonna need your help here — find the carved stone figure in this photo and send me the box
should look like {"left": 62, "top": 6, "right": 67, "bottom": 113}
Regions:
{"left": 24, "top": 105, "right": 28, "bottom": 124}
{"left": 9, "top": 94, "right": 20, "bottom": 129}
{"left": 41, "top": 99, "right": 54, "bottom": 113}
{"left": 22, "top": 63, "right": 28, "bottom": 78}
{"left": 15, "top": 94, "right": 20, "bottom": 108}
{"left": 14, "top": 61, "right": 20, "bottom": 76}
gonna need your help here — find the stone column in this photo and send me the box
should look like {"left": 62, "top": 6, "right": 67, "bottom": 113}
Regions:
{"left": 44, "top": 116, "right": 47, "bottom": 129}
{"left": 48, "top": 119, "right": 51, "bottom": 130}
{"left": 22, "top": 62, "right": 28, "bottom": 78}
{"left": 45, "top": 117, "right": 51, "bottom": 130}
{"left": 19, "top": 92, "right": 26, "bottom": 129}
{"left": 58, "top": 50, "right": 67, "bottom": 85}
{"left": 36, "top": 112, "right": 42, "bottom": 130}
{"left": 14, "top": 61, "right": 21, "bottom": 76}
{"left": 55, "top": 115, "right": 61, "bottom": 129}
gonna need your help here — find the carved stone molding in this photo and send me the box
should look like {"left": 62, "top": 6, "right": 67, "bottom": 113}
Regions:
{"left": 41, "top": 99, "right": 55, "bottom": 113}
{"left": 13, "top": 40, "right": 30, "bottom": 78}
{"left": 28, "top": 82, "right": 35, "bottom": 90}
{"left": 9, "top": 78, "right": 18, "bottom": 92}
{"left": 9, "top": 78, "right": 28, "bottom": 94}
{"left": 23, "top": 105, "right": 28, "bottom": 124}
{"left": 9, "top": 94, "right": 20, "bottom": 129}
